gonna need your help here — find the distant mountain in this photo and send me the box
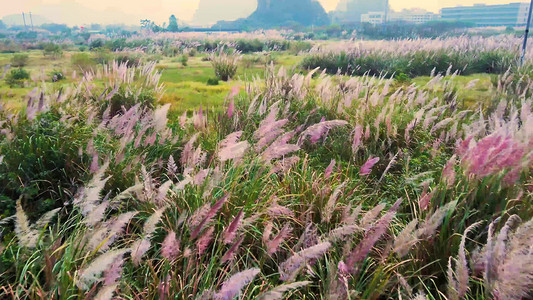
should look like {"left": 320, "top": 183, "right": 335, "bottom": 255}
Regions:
{"left": 214, "top": 0, "right": 330, "bottom": 29}
{"left": 2, "top": 14, "right": 51, "bottom": 26}
{"left": 331, "top": 0, "right": 389, "bottom": 24}
{"left": 192, "top": 0, "right": 257, "bottom": 26}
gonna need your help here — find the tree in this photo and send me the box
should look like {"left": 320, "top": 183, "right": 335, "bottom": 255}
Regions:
{"left": 168, "top": 15, "right": 179, "bottom": 32}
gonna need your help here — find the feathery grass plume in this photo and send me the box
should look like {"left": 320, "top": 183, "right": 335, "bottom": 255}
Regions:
{"left": 222, "top": 210, "right": 244, "bottom": 244}
{"left": 131, "top": 238, "right": 151, "bottom": 266}
{"left": 270, "top": 155, "right": 300, "bottom": 175}
{"left": 481, "top": 216, "right": 533, "bottom": 299}
{"left": 14, "top": 199, "right": 60, "bottom": 248}
{"left": 322, "top": 181, "right": 347, "bottom": 223}
{"left": 298, "top": 120, "right": 348, "bottom": 145}
{"left": 144, "top": 206, "right": 168, "bottom": 237}
{"left": 190, "top": 193, "right": 229, "bottom": 239}
{"left": 153, "top": 103, "right": 170, "bottom": 132}
{"left": 393, "top": 219, "right": 419, "bottom": 257}
{"left": 345, "top": 199, "right": 402, "bottom": 273}
{"left": 379, "top": 151, "right": 400, "bottom": 183}
{"left": 156, "top": 181, "right": 172, "bottom": 205}
{"left": 221, "top": 236, "right": 244, "bottom": 263}
{"left": 342, "top": 204, "right": 362, "bottom": 225}
{"left": 93, "top": 283, "right": 118, "bottom": 300}
{"left": 218, "top": 131, "right": 249, "bottom": 162}
{"left": 359, "top": 156, "right": 380, "bottom": 176}
{"left": 267, "top": 203, "right": 294, "bottom": 218}
{"left": 442, "top": 155, "right": 457, "bottom": 187}
{"left": 447, "top": 222, "right": 482, "bottom": 300}
{"left": 97, "top": 211, "right": 137, "bottom": 252}
{"left": 352, "top": 125, "right": 363, "bottom": 154}
{"left": 180, "top": 133, "right": 200, "bottom": 166}
{"left": 74, "top": 161, "right": 111, "bottom": 216}
{"left": 259, "top": 281, "right": 312, "bottom": 300}
{"left": 327, "top": 224, "right": 362, "bottom": 242}
{"left": 418, "top": 188, "right": 434, "bottom": 211}
{"left": 360, "top": 203, "right": 386, "bottom": 229}
{"left": 103, "top": 256, "right": 124, "bottom": 285}
{"left": 190, "top": 203, "right": 211, "bottom": 228}
{"left": 279, "top": 242, "right": 332, "bottom": 281}
{"left": 324, "top": 159, "right": 336, "bottom": 179}
{"left": 15, "top": 199, "right": 37, "bottom": 248}
{"left": 213, "top": 268, "right": 260, "bottom": 300}
{"left": 161, "top": 230, "right": 180, "bottom": 260}
{"left": 417, "top": 201, "right": 457, "bottom": 238}
{"left": 84, "top": 197, "right": 110, "bottom": 227}
{"left": 77, "top": 248, "right": 130, "bottom": 290}
{"left": 197, "top": 226, "right": 215, "bottom": 256}
{"left": 167, "top": 155, "right": 178, "bottom": 176}
{"left": 266, "top": 223, "right": 292, "bottom": 255}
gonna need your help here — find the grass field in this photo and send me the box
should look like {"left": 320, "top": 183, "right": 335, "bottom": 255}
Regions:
{"left": 1, "top": 37, "right": 532, "bottom": 300}
{"left": 0, "top": 50, "right": 495, "bottom": 116}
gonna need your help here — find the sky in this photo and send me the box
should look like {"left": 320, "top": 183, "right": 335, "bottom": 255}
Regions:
{"left": 0, "top": 0, "right": 527, "bottom": 26}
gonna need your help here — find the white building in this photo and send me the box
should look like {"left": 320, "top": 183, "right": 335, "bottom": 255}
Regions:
{"left": 361, "top": 11, "right": 386, "bottom": 24}
{"left": 361, "top": 8, "right": 439, "bottom": 24}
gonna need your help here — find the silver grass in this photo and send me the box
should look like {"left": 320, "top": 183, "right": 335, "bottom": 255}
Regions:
{"left": 143, "top": 206, "right": 168, "bottom": 236}
{"left": 14, "top": 200, "right": 60, "bottom": 248}
{"left": 360, "top": 203, "right": 386, "bottom": 229}
{"left": 279, "top": 242, "right": 331, "bottom": 281}
{"left": 327, "top": 224, "right": 362, "bottom": 242}
{"left": 153, "top": 103, "right": 170, "bottom": 132}
{"left": 417, "top": 201, "right": 457, "bottom": 238}
{"left": 77, "top": 248, "right": 130, "bottom": 290}
{"left": 214, "top": 268, "right": 260, "bottom": 300}
{"left": 15, "top": 199, "right": 37, "bottom": 248}
{"left": 259, "top": 281, "right": 312, "bottom": 300}
{"left": 393, "top": 219, "right": 419, "bottom": 257}
{"left": 322, "top": 181, "right": 347, "bottom": 223}
{"left": 131, "top": 238, "right": 151, "bottom": 266}
{"left": 93, "top": 283, "right": 118, "bottom": 300}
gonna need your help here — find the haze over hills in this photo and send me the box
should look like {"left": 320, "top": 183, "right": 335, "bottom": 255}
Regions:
{"left": 192, "top": 0, "right": 257, "bottom": 26}
{"left": 2, "top": 14, "right": 51, "bottom": 26}
{"left": 215, "top": 0, "right": 330, "bottom": 29}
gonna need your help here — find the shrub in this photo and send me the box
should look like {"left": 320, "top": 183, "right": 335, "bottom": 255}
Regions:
{"left": 42, "top": 43, "right": 63, "bottom": 58}
{"left": 5, "top": 68, "right": 30, "bottom": 87}
{"left": 10, "top": 53, "right": 29, "bottom": 67}
{"left": 210, "top": 50, "right": 240, "bottom": 81}
{"left": 180, "top": 54, "right": 189, "bottom": 67}
{"left": 71, "top": 53, "right": 96, "bottom": 72}
{"left": 114, "top": 53, "right": 142, "bottom": 67}
{"left": 206, "top": 77, "right": 219, "bottom": 85}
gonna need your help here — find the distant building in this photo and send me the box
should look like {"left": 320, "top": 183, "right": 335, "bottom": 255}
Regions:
{"left": 388, "top": 9, "right": 439, "bottom": 24}
{"left": 360, "top": 9, "right": 438, "bottom": 24}
{"left": 331, "top": 0, "right": 389, "bottom": 24}
{"left": 440, "top": 2, "right": 532, "bottom": 27}
{"left": 361, "top": 12, "right": 386, "bottom": 24}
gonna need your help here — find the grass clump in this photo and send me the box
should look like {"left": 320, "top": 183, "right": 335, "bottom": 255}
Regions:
{"left": 10, "top": 53, "right": 29, "bottom": 67}
{"left": 210, "top": 50, "right": 241, "bottom": 81}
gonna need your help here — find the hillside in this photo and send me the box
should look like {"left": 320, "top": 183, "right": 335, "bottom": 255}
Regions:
{"left": 215, "top": 0, "right": 330, "bottom": 29}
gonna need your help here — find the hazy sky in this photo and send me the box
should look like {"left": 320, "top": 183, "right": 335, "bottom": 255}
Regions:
{"left": 1, "top": 0, "right": 526, "bottom": 26}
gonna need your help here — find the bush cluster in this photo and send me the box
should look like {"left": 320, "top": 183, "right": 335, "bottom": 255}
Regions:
{"left": 300, "top": 49, "right": 517, "bottom": 77}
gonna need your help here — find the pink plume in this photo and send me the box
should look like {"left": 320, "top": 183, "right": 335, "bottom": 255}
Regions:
{"left": 359, "top": 156, "right": 380, "bottom": 176}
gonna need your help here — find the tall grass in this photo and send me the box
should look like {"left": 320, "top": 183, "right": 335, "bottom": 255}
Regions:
{"left": 0, "top": 59, "right": 532, "bottom": 299}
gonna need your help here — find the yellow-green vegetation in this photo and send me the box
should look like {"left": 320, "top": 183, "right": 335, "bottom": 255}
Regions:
{"left": 0, "top": 51, "right": 307, "bottom": 115}
{"left": 1, "top": 50, "right": 496, "bottom": 117}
